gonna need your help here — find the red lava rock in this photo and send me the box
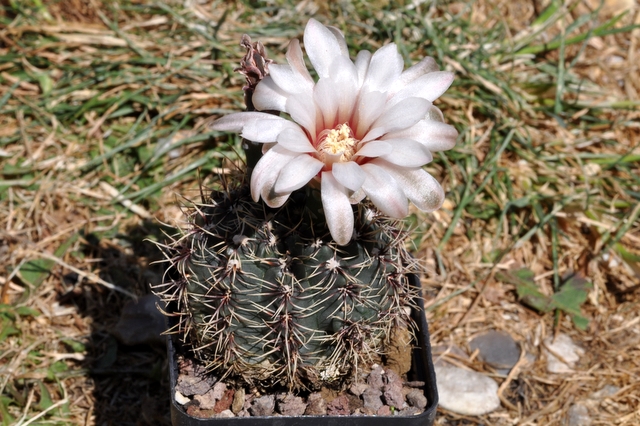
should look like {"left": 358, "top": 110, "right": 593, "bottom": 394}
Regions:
{"left": 305, "top": 392, "right": 327, "bottom": 415}
{"left": 367, "top": 365, "right": 385, "bottom": 390}
{"left": 362, "top": 388, "right": 384, "bottom": 412}
{"left": 214, "top": 388, "right": 235, "bottom": 413}
{"left": 349, "top": 382, "right": 368, "bottom": 396}
{"left": 406, "top": 389, "right": 427, "bottom": 409}
{"left": 249, "top": 395, "right": 275, "bottom": 416}
{"left": 383, "top": 369, "right": 405, "bottom": 408}
{"left": 326, "top": 394, "right": 350, "bottom": 416}
{"left": 276, "top": 393, "right": 307, "bottom": 416}
{"left": 377, "top": 405, "right": 392, "bottom": 416}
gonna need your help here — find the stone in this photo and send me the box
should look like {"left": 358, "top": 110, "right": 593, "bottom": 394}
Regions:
{"left": 383, "top": 369, "right": 405, "bottom": 408}
{"left": 567, "top": 403, "right": 592, "bottom": 426}
{"left": 469, "top": 330, "right": 520, "bottom": 370}
{"left": 589, "top": 385, "right": 619, "bottom": 400}
{"left": 544, "top": 333, "right": 585, "bottom": 373}
{"left": 398, "top": 406, "right": 422, "bottom": 416}
{"left": 276, "top": 393, "right": 307, "bottom": 416}
{"left": 362, "top": 388, "right": 384, "bottom": 412}
{"left": 435, "top": 364, "right": 501, "bottom": 415}
{"left": 349, "top": 382, "right": 368, "bottom": 396}
{"left": 174, "top": 390, "right": 190, "bottom": 405}
{"left": 304, "top": 392, "right": 327, "bottom": 415}
{"left": 112, "top": 294, "right": 166, "bottom": 346}
{"left": 231, "top": 387, "right": 245, "bottom": 414}
{"left": 176, "top": 374, "right": 215, "bottom": 396}
{"left": 406, "top": 389, "right": 427, "bottom": 409}
{"left": 367, "top": 364, "right": 385, "bottom": 390}
{"left": 216, "top": 409, "right": 235, "bottom": 418}
{"left": 377, "top": 405, "right": 391, "bottom": 416}
{"left": 213, "top": 389, "right": 234, "bottom": 413}
{"left": 194, "top": 389, "right": 217, "bottom": 410}
{"left": 326, "top": 394, "right": 350, "bottom": 416}
{"left": 249, "top": 395, "right": 275, "bottom": 417}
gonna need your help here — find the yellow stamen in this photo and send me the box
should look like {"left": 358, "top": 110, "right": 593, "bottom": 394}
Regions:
{"left": 318, "top": 123, "right": 358, "bottom": 163}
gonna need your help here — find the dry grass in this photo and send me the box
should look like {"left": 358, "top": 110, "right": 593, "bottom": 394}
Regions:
{"left": 0, "top": 0, "right": 639, "bottom": 425}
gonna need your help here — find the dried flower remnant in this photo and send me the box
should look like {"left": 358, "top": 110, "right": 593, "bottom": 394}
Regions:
{"left": 212, "top": 19, "right": 457, "bottom": 244}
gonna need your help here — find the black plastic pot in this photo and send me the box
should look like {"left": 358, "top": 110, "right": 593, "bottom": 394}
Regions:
{"left": 167, "top": 273, "right": 438, "bottom": 426}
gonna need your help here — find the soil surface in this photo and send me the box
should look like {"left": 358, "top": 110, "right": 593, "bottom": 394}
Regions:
{"left": 173, "top": 332, "right": 428, "bottom": 419}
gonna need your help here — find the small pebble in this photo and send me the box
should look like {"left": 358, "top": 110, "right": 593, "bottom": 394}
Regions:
{"left": 216, "top": 409, "right": 235, "bottom": 418}
{"left": 435, "top": 364, "right": 501, "bottom": 415}
{"left": 568, "top": 403, "right": 592, "bottom": 426}
{"left": 277, "top": 393, "right": 307, "bottom": 416}
{"left": 544, "top": 333, "right": 584, "bottom": 374}
{"left": 174, "top": 390, "right": 190, "bottom": 405}
{"left": 469, "top": 330, "right": 520, "bottom": 370}
{"left": 304, "top": 392, "right": 327, "bottom": 416}
{"left": 406, "top": 389, "right": 427, "bottom": 409}
{"left": 367, "top": 365, "right": 385, "bottom": 390}
{"left": 249, "top": 395, "right": 275, "bottom": 417}
{"left": 362, "top": 388, "right": 384, "bottom": 412}
{"left": 326, "top": 395, "right": 350, "bottom": 416}
{"left": 231, "top": 388, "right": 245, "bottom": 414}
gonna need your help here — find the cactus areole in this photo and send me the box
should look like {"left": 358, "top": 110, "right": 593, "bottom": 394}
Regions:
{"left": 155, "top": 19, "right": 456, "bottom": 391}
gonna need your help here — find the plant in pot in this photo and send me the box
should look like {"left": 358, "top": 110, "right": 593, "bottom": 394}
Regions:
{"left": 154, "top": 18, "right": 457, "bottom": 425}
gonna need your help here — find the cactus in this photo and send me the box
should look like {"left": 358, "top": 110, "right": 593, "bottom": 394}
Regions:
{"left": 155, "top": 177, "right": 419, "bottom": 389}
{"left": 155, "top": 18, "right": 457, "bottom": 391}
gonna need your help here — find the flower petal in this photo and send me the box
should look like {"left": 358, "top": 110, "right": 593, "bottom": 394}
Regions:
{"left": 327, "top": 26, "right": 349, "bottom": 57}
{"left": 304, "top": 18, "right": 345, "bottom": 79}
{"left": 388, "top": 56, "right": 439, "bottom": 95}
{"left": 242, "top": 117, "right": 301, "bottom": 143}
{"left": 354, "top": 50, "right": 371, "bottom": 87}
{"left": 286, "top": 39, "right": 314, "bottom": 84}
{"left": 389, "top": 71, "right": 454, "bottom": 106}
{"left": 286, "top": 92, "right": 317, "bottom": 138}
{"left": 321, "top": 171, "right": 354, "bottom": 245}
{"left": 380, "top": 138, "right": 434, "bottom": 167}
{"left": 332, "top": 161, "right": 366, "bottom": 192}
{"left": 372, "top": 159, "right": 445, "bottom": 211}
{"left": 360, "top": 163, "right": 408, "bottom": 218}
{"left": 276, "top": 127, "right": 316, "bottom": 153}
{"left": 382, "top": 120, "right": 458, "bottom": 152}
{"left": 364, "top": 97, "right": 430, "bottom": 140}
{"left": 252, "top": 77, "right": 288, "bottom": 112}
{"left": 268, "top": 64, "right": 314, "bottom": 96}
{"left": 361, "top": 43, "right": 403, "bottom": 94}
{"left": 354, "top": 140, "right": 392, "bottom": 158}
{"left": 250, "top": 145, "right": 297, "bottom": 207}
{"left": 274, "top": 154, "right": 323, "bottom": 194}
{"left": 211, "top": 112, "right": 298, "bottom": 143}
{"left": 354, "top": 90, "right": 387, "bottom": 138}
{"left": 314, "top": 56, "right": 358, "bottom": 128}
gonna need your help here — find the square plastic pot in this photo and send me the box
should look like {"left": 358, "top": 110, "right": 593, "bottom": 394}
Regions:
{"left": 167, "top": 273, "right": 438, "bottom": 426}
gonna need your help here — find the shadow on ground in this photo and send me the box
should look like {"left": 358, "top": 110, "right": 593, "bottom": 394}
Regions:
{"left": 59, "top": 220, "right": 173, "bottom": 426}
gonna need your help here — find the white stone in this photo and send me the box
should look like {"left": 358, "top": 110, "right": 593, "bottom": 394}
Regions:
{"left": 174, "top": 390, "right": 190, "bottom": 405}
{"left": 544, "top": 333, "right": 585, "bottom": 373}
{"left": 435, "top": 364, "right": 501, "bottom": 415}
{"left": 567, "top": 403, "right": 592, "bottom": 426}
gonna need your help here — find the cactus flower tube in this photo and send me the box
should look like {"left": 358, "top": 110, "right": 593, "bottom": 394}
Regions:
{"left": 212, "top": 18, "right": 457, "bottom": 245}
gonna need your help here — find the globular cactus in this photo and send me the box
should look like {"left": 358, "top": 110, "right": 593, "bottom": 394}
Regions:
{"left": 155, "top": 179, "right": 419, "bottom": 390}
{"left": 156, "top": 17, "right": 457, "bottom": 391}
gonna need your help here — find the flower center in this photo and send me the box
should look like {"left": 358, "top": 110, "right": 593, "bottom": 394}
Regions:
{"left": 317, "top": 123, "right": 358, "bottom": 163}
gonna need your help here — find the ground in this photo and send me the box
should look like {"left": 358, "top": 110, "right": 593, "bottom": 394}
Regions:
{"left": 0, "top": 0, "right": 639, "bottom": 425}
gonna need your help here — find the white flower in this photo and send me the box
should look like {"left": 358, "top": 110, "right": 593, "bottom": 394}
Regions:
{"left": 211, "top": 19, "right": 457, "bottom": 245}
